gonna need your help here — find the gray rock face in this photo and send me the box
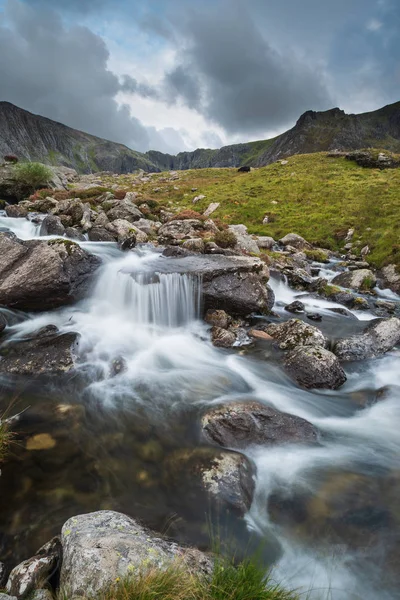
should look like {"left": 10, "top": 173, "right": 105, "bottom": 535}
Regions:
{"left": 106, "top": 199, "right": 143, "bottom": 223}
{"left": 265, "top": 319, "right": 328, "bottom": 351}
{"left": 379, "top": 264, "right": 400, "bottom": 294}
{"left": 228, "top": 224, "right": 260, "bottom": 254}
{"left": 158, "top": 219, "right": 204, "bottom": 244}
{"left": 39, "top": 214, "right": 65, "bottom": 236}
{"left": 279, "top": 233, "right": 311, "bottom": 250}
{"left": 334, "top": 317, "right": 400, "bottom": 361}
{"left": 0, "top": 325, "right": 78, "bottom": 376}
{"left": 0, "top": 233, "right": 100, "bottom": 311}
{"left": 6, "top": 538, "right": 61, "bottom": 599}
{"left": 332, "top": 269, "right": 377, "bottom": 291}
{"left": 202, "top": 401, "right": 318, "bottom": 449}
{"left": 60, "top": 511, "right": 212, "bottom": 597}
{"left": 285, "top": 346, "right": 347, "bottom": 389}
{"left": 256, "top": 236, "right": 275, "bottom": 250}
{"left": 203, "top": 272, "right": 274, "bottom": 316}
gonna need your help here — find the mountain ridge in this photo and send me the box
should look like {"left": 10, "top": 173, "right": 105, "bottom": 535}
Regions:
{"left": 0, "top": 100, "right": 400, "bottom": 173}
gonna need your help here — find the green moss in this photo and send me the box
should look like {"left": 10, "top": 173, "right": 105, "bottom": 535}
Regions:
{"left": 360, "top": 275, "right": 376, "bottom": 291}
{"left": 47, "top": 239, "right": 78, "bottom": 255}
{"left": 214, "top": 230, "right": 237, "bottom": 248}
{"left": 320, "top": 284, "right": 342, "bottom": 297}
{"left": 304, "top": 248, "right": 329, "bottom": 263}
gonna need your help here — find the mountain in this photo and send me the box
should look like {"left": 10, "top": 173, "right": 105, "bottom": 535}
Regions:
{"left": 0, "top": 102, "right": 157, "bottom": 173}
{"left": 1, "top": 100, "right": 400, "bottom": 174}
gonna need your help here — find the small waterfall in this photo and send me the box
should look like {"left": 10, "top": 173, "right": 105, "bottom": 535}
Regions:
{"left": 0, "top": 211, "right": 41, "bottom": 239}
{"left": 92, "top": 254, "right": 202, "bottom": 328}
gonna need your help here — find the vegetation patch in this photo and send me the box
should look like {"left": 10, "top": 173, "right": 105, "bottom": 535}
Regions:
{"left": 59, "top": 559, "right": 298, "bottom": 600}
{"left": 13, "top": 162, "right": 53, "bottom": 192}
{"left": 214, "top": 230, "right": 237, "bottom": 248}
{"left": 171, "top": 209, "right": 205, "bottom": 221}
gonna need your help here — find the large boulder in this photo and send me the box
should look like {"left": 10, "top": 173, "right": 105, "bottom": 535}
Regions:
{"left": 0, "top": 233, "right": 100, "bottom": 311}
{"left": 39, "top": 215, "right": 65, "bottom": 236}
{"left": 264, "top": 319, "right": 328, "bottom": 351}
{"left": 334, "top": 317, "right": 400, "bottom": 361}
{"left": 284, "top": 346, "right": 347, "bottom": 389}
{"left": 0, "top": 325, "right": 78, "bottom": 376}
{"left": 105, "top": 198, "right": 143, "bottom": 223}
{"left": 60, "top": 511, "right": 212, "bottom": 598}
{"left": 228, "top": 224, "right": 260, "bottom": 254}
{"left": 331, "top": 269, "right": 377, "bottom": 291}
{"left": 202, "top": 401, "right": 318, "bottom": 449}
{"left": 158, "top": 219, "right": 204, "bottom": 244}
{"left": 4, "top": 204, "right": 28, "bottom": 218}
{"left": 203, "top": 272, "right": 274, "bottom": 316}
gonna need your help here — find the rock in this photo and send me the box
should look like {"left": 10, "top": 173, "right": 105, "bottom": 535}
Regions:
{"left": 0, "top": 562, "right": 8, "bottom": 587}
{"left": 204, "top": 309, "right": 231, "bottom": 329}
{"left": 4, "top": 204, "right": 28, "bottom": 218}
{"left": 88, "top": 227, "right": 116, "bottom": 242}
{"left": 182, "top": 238, "right": 205, "bottom": 253}
{"left": 134, "top": 218, "right": 161, "bottom": 235}
{"left": 26, "top": 433, "right": 57, "bottom": 451}
{"left": 192, "top": 194, "right": 206, "bottom": 203}
{"left": 0, "top": 313, "right": 7, "bottom": 334}
{"left": 39, "top": 215, "right": 65, "bottom": 236}
{"left": 0, "top": 325, "right": 78, "bottom": 376}
{"left": 106, "top": 219, "right": 137, "bottom": 243}
{"left": 285, "top": 346, "right": 347, "bottom": 389}
{"left": 265, "top": 319, "right": 327, "bottom": 351}
{"left": 60, "top": 511, "right": 212, "bottom": 597}
{"left": 120, "top": 235, "right": 137, "bottom": 251}
{"left": 346, "top": 150, "right": 400, "bottom": 169}
{"left": 332, "top": 269, "right": 377, "bottom": 291}
{"left": 334, "top": 317, "right": 400, "bottom": 361}
{"left": 345, "top": 228, "right": 355, "bottom": 242}
{"left": 65, "top": 227, "right": 86, "bottom": 241}
{"left": 30, "top": 591, "right": 53, "bottom": 600}
{"left": 203, "top": 273, "right": 274, "bottom": 317}
{"left": 124, "top": 191, "right": 137, "bottom": 203}
{"left": 80, "top": 202, "right": 92, "bottom": 233}
{"left": 158, "top": 219, "right": 204, "bottom": 244}
{"left": 106, "top": 199, "right": 143, "bottom": 223}
{"left": 6, "top": 538, "right": 61, "bottom": 599}
{"left": 379, "top": 264, "right": 400, "bottom": 294}
{"left": 256, "top": 236, "right": 275, "bottom": 250}
{"left": 202, "top": 400, "right": 318, "bottom": 449}
{"left": 164, "top": 448, "right": 255, "bottom": 516}
{"left": 0, "top": 594, "right": 15, "bottom": 600}
{"left": 228, "top": 224, "right": 260, "bottom": 254}
{"left": 60, "top": 199, "right": 85, "bottom": 225}
{"left": 279, "top": 233, "right": 311, "bottom": 250}
{"left": 306, "top": 313, "right": 323, "bottom": 322}
{"left": 211, "top": 326, "right": 236, "bottom": 348}
{"left": 237, "top": 166, "right": 251, "bottom": 172}
{"left": 0, "top": 234, "right": 100, "bottom": 311}
{"left": 203, "top": 202, "right": 220, "bottom": 217}
{"left": 248, "top": 329, "right": 273, "bottom": 340}
{"left": 285, "top": 300, "right": 305, "bottom": 314}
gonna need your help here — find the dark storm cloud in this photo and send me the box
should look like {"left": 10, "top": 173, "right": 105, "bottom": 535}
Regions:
{"left": 0, "top": 0, "right": 185, "bottom": 152}
{"left": 160, "top": 2, "right": 333, "bottom": 135}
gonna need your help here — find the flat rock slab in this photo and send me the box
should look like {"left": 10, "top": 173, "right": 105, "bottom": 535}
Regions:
{"left": 60, "top": 511, "right": 212, "bottom": 598}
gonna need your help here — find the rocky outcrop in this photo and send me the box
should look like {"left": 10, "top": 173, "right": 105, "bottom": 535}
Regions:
{"left": 0, "top": 233, "right": 100, "bottom": 311}
{"left": 203, "top": 272, "right": 274, "bottom": 316}
{"left": 284, "top": 346, "right": 347, "bottom": 389}
{"left": 0, "top": 325, "right": 78, "bottom": 376}
{"left": 264, "top": 319, "right": 328, "bottom": 351}
{"left": 60, "top": 511, "right": 213, "bottom": 598}
{"left": 334, "top": 317, "right": 400, "bottom": 361}
{"left": 379, "top": 264, "right": 400, "bottom": 294}
{"left": 202, "top": 401, "right": 318, "bottom": 449}
{"left": 332, "top": 269, "right": 377, "bottom": 291}
{"left": 346, "top": 150, "right": 400, "bottom": 169}
{"left": 227, "top": 225, "right": 260, "bottom": 254}
{"left": 158, "top": 219, "right": 204, "bottom": 244}
{"left": 279, "top": 233, "right": 311, "bottom": 250}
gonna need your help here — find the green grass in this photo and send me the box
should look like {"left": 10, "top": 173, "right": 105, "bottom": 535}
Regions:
{"left": 0, "top": 419, "right": 11, "bottom": 462}
{"left": 60, "top": 559, "right": 298, "bottom": 600}
{"left": 13, "top": 161, "right": 53, "bottom": 192}
{"left": 115, "top": 152, "right": 400, "bottom": 268}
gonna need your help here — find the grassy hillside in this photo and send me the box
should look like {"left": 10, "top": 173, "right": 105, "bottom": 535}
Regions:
{"left": 122, "top": 152, "right": 399, "bottom": 268}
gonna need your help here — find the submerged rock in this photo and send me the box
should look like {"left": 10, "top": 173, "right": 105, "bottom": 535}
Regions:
{"left": 60, "top": 511, "right": 212, "bottom": 597}
{"left": 211, "top": 326, "right": 236, "bottom": 348}
{"left": 202, "top": 401, "right": 318, "bottom": 449}
{"left": 6, "top": 538, "right": 61, "bottom": 599}
{"left": 264, "top": 319, "right": 327, "bottom": 351}
{"left": 0, "top": 325, "right": 78, "bottom": 376}
{"left": 284, "top": 346, "right": 347, "bottom": 389}
{"left": 164, "top": 447, "right": 255, "bottom": 516}
{"left": 334, "top": 317, "right": 400, "bottom": 361}
{"left": 0, "top": 233, "right": 100, "bottom": 311}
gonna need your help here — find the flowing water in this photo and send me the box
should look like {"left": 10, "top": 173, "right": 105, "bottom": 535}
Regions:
{"left": 0, "top": 215, "right": 400, "bottom": 599}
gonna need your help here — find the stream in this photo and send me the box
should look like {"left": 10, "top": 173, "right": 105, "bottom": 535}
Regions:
{"left": 0, "top": 213, "right": 400, "bottom": 599}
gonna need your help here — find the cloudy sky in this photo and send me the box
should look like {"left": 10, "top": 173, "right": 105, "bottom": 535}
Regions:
{"left": 0, "top": 0, "right": 398, "bottom": 153}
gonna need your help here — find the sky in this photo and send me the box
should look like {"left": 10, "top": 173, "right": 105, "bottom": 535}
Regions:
{"left": 0, "top": 0, "right": 399, "bottom": 154}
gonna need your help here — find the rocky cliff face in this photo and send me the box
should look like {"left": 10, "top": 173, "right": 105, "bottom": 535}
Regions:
{"left": 1, "top": 100, "right": 400, "bottom": 174}
{"left": 0, "top": 102, "right": 158, "bottom": 173}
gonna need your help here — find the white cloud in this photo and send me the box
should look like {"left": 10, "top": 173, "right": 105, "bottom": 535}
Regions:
{"left": 366, "top": 18, "right": 383, "bottom": 31}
